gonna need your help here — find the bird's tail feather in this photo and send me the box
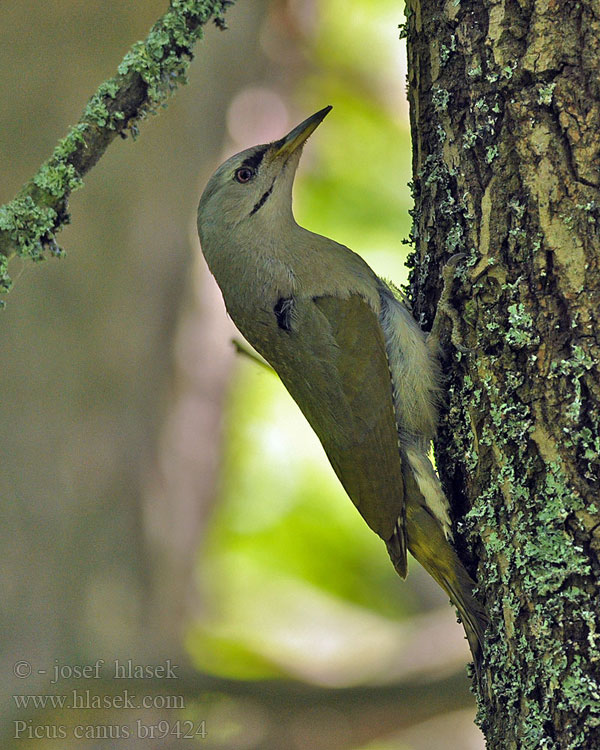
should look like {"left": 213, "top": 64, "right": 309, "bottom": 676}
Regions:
{"left": 401, "top": 462, "right": 488, "bottom": 675}
{"left": 411, "top": 523, "right": 487, "bottom": 675}
{"left": 437, "top": 564, "right": 487, "bottom": 676}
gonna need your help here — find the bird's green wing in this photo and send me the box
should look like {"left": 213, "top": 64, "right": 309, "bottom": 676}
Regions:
{"left": 263, "top": 293, "right": 406, "bottom": 573}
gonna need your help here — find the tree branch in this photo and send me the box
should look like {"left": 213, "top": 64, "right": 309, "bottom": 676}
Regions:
{"left": 0, "top": 0, "right": 235, "bottom": 304}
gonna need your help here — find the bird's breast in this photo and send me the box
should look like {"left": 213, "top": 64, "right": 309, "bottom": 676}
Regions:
{"left": 214, "top": 264, "right": 295, "bottom": 369}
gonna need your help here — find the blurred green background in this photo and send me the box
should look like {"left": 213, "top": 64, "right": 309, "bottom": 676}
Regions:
{"left": 0, "top": 2, "right": 483, "bottom": 748}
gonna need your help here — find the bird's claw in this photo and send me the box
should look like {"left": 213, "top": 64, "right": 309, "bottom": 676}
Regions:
{"left": 428, "top": 254, "right": 475, "bottom": 354}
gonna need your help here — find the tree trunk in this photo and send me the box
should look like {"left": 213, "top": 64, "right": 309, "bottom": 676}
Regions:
{"left": 405, "top": 1, "right": 600, "bottom": 747}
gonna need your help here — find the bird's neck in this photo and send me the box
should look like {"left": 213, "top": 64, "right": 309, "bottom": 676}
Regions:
{"left": 203, "top": 214, "right": 382, "bottom": 314}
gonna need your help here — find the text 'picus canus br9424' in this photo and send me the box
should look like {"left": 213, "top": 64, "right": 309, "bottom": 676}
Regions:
{"left": 197, "top": 106, "right": 486, "bottom": 669}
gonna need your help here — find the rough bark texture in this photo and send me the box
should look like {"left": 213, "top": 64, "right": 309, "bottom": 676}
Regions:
{"left": 405, "top": 1, "right": 600, "bottom": 747}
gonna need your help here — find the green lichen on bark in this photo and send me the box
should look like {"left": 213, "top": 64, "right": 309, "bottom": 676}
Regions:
{"left": 0, "top": 0, "right": 234, "bottom": 304}
{"left": 406, "top": 0, "right": 600, "bottom": 746}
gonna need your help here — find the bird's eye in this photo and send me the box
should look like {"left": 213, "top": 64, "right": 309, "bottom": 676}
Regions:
{"left": 235, "top": 167, "right": 255, "bottom": 183}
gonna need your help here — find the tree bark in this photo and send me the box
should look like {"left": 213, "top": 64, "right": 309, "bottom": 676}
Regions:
{"left": 405, "top": 1, "right": 600, "bottom": 747}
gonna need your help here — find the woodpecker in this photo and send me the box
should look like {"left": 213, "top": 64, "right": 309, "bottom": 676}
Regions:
{"left": 197, "top": 106, "right": 486, "bottom": 668}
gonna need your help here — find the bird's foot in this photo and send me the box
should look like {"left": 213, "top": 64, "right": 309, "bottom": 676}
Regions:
{"left": 428, "top": 254, "right": 473, "bottom": 354}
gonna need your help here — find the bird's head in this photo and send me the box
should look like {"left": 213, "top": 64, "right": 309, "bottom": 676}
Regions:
{"left": 198, "top": 106, "right": 331, "bottom": 243}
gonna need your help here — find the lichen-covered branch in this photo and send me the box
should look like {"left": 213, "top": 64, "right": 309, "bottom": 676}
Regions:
{"left": 0, "top": 0, "right": 235, "bottom": 303}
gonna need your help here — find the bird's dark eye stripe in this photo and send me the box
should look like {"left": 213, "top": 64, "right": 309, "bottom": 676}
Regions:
{"left": 241, "top": 145, "right": 268, "bottom": 172}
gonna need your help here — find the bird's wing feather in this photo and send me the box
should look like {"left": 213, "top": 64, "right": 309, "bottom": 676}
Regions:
{"left": 260, "top": 292, "right": 406, "bottom": 570}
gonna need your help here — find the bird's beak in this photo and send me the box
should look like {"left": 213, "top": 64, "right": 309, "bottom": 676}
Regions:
{"left": 271, "top": 105, "right": 332, "bottom": 159}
